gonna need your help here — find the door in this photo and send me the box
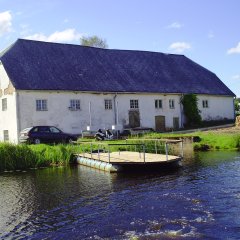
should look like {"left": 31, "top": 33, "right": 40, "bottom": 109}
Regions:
{"left": 155, "top": 115, "right": 165, "bottom": 132}
{"left": 129, "top": 110, "right": 140, "bottom": 128}
{"left": 173, "top": 117, "right": 179, "bottom": 130}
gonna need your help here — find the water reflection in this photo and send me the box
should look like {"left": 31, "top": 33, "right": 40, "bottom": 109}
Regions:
{"left": 0, "top": 151, "right": 240, "bottom": 239}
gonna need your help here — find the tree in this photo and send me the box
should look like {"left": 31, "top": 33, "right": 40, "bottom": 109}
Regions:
{"left": 234, "top": 98, "right": 240, "bottom": 111}
{"left": 80, "top": 35, "right": 108, "bottom": 48}
{"left": 181, "top": 94, "right": 202, "bottom": 127}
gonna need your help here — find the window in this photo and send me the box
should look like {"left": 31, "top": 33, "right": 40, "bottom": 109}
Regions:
{"left": 169, "top": 99, "right": 175, "bottom": 109}
{"left": 36, "top": 99, "right": 48, "bottom": 111}
{"left": 155, "top": 99, "right": 162, "bottom": 109}
{"left": 130, "top": 99, "right": 139, "bottom": 109}
{"left": 2, "top": 98, "right": 7, "bottom": 111}
{"left": 50, "top": 127, "right": 61, "bottom": 133}
{"left": 104, "top": 99, "right": 112, "bottom": 110}
{"left": 69, "top": 99, "right": 81, "bottom": 111}
{"left": 3, "top": 130, "right": 9, "bottom": 142}
{"left": 202, "top": 100, "right": 209, "bottom": 108}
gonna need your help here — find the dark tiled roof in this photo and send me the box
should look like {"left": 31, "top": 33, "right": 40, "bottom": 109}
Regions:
{"left": 0, "top": 39, "right": 235, "bottom": 96}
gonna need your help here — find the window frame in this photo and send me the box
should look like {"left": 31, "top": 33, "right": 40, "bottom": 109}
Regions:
{"left": 104, "top": 99, "right": 113, "bottom": 110}
{"left": 3, "top": 130, "right": 9, "bottom": 142}
{"left": 202, "top": 100, "right": 209, "bottom": 108}
{"left": 36, "top": 99, "right": 48, "bottom": 111}
{"left": 69, "top": 99, "right": 81, "bottom": 111}
{"left": 155, "top": 99, "right": 162, "bottom": 109}
{"left": 169, "top": 99, "right": 175, "bottom": 109}
{"left": 130, "top": 99, "right": 139, "bottom": 109}
{"left": 2, "top": 98, "right": 7, "bottom": 111}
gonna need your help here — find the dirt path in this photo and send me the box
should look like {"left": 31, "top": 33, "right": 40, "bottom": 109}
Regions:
{"left": 205, "top": 126, "right": 240, "bottom": 134}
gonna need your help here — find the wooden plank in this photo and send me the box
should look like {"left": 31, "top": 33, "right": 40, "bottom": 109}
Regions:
{"left": 79, "top": 151, "right": 181, "bottom": 164}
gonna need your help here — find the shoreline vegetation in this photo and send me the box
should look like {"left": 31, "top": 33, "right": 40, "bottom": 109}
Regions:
{"left": 0, "top": 126, "right": 239, "bottom": 172}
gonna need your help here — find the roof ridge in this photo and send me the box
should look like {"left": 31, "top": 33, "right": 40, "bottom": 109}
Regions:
{"left": 16, "top": 38, "right": 185, "bottom": 56}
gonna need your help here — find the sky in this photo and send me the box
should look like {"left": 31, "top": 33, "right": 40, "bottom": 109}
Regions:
{"left": 0, "top": 0, "right": 240, "bottom": 96}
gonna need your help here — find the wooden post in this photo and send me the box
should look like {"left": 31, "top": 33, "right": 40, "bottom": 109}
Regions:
{"left": 165, "top": 142, "right": 168, "bottom": 161}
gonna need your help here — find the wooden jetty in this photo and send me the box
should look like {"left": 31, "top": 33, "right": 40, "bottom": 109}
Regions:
{"left": 75, "top": 139, "right": 183, "bottom": 172}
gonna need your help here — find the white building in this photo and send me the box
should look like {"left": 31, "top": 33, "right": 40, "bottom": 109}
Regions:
{"left": 0, "top": 39, "right": 235, "bottom": 143}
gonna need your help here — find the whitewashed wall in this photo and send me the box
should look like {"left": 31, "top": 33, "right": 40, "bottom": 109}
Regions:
{"left": 17, "top": 91, "right": 183, "bottom": 135}
{"left": 197, "top": 95, "right": 234, "bottom": 120}
{"left": 0, "top": 62, "right": 235, "bottom": 144}
{"left": 0, "top": 64, "right": 18, "bottom": 143}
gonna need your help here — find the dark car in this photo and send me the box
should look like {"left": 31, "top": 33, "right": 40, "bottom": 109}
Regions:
{"left": 19, "top": 126, "right": 78, "bottom": 144}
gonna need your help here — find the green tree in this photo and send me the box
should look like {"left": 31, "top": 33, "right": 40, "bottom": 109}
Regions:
{"left": 181, "top": 94, "right": 202, "bottom": 127}
{"left": 80, "top": 35, "right": 108, "bottom": 48}
{"left": 234, "top": 98, "right": 240, "bottom": 111}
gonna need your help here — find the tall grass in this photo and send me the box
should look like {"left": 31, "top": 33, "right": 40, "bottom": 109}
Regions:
{"left": 143, "top": 131, "right": 240, "bottom": 151}
{"left": 193, "top": 132, "right": 240, "bottom": 151}
{"left": 0, "top": 143, "right": 81, "bottom": 172}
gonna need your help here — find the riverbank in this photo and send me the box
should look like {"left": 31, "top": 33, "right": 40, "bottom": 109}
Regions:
{"left": 0, "top": 143, "right": 80, "bottom": 172}
{"left": 0, "top": 126, "right": 239, "bottom": 172}
{"left": 143, "top": 126, "right": 240, "bottom": 151}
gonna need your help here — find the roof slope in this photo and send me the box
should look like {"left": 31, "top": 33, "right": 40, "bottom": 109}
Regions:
{"left": 0, "top": 39, "right": 235, "bottom": 96}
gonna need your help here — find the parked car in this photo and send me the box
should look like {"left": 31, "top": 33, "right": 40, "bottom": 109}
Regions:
{"left": 19, "top": 126, "right": 78, "bottom": 144}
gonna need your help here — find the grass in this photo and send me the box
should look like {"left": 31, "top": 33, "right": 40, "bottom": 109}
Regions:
{"left": 1, "top": 129, "right": 239, "bottom": 172}
{"left": 0, "top": 143, "right": 81, "bottom": 172}
{"left": 193, "top": 132, "right": 240, "bottom": 151}
{"left": 142, "top": 131, "right": 240, "bottom": 151}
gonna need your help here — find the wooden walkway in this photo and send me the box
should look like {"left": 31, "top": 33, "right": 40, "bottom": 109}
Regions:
{"left": 80, "top": 151, "right": 181, "bottom": 164}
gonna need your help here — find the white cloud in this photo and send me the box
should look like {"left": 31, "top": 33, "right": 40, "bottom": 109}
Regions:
{"left": 208, "top": 31, "right": 214, "bottom": 39}
{"left": 169, "top": 42, "right": 191, "bottom": 53}
{"left": 0, "top": 11, "right": 12, "bottom": 36}
{"left": 227, "top": 42, "right": 240, "bottom": 54}
{"left": 232, "top": 75, "right": 240, "bottom": 80}
{"left": 24, "top": 28, "right": 82, "bottom": 43}
{"left": 166, "top": 22, "right": 183, "bottom": 29}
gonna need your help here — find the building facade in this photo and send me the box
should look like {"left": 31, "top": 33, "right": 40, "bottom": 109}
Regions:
{"left": 0, "top": 39, "right": 235, "bottom": 143}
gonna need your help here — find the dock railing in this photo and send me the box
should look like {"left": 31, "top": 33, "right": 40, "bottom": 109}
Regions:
{"left": 74, "top": 138, "right": 183, "bottom": 163}
{"left": 126, "top": 138, "right": 184, "bottom": 161}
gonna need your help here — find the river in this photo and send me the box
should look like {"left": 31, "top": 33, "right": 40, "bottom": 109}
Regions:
{"left": 1, "top": 151, "right": 240, "bottom": 239}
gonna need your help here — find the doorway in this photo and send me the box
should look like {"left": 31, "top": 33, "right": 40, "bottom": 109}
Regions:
{"left": 173, "top": 117, "right": 179, "bottom": 130}
{"left": 129, "top": 110, "right": 140, "bottom": 128}
{"left": 155, "top": 115, "right": 165, "bottom": 132}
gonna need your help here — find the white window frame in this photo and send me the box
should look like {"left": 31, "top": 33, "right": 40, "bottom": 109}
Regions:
{"left": 2, "top": 98, "right": 7, "bottom": 111}
{"left": 3, "top": 130, "right": 9, "bottom": 142}
{"left": 169, "top": 99, "right": 175, "bottom": 109}
{"left": 36, "top": 99, "right": 48, "bottom": 111}
{"left": 130, "top": 99, "right": 139, "bottom": 109}
{"left": 155, "top": 99, "right": 162, "bottom": 109}
{"left": 202, "top": 100, "right": 209, "bottom": 108}
{"left": 69, "top": 99, "right": 81, "bottom": 111}
{"left": 104, "top": 99, "right": 112, "bottom": 110}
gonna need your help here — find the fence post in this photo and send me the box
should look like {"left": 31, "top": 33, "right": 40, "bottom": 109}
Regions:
{"left": 143, "top": 144, "right": 146, "bottom": 163}
{"left": 108, "top": 145, "right": 110, "bottom": 163}
{"left": 165, "top": 142, "right": 168, "bottom": 161}
{"left": 180, "top": 140, "right": 184, "bottom": 158}
{"left": 90, "top": 143, "right": 93, "bottom": 158}
{"left": 155, "top": 140, "right": 157, "bottom": 154}
{"left": 98, "top": 144, "right": 100, "bottom": 160}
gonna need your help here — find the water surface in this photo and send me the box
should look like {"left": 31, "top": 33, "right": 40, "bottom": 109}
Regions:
{"left": 1, "top": 151, "right": 240, "bottom": 239}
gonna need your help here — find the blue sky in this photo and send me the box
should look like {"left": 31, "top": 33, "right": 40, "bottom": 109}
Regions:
{"left": 0, "top": 0, "right": 240, "bottom": 96}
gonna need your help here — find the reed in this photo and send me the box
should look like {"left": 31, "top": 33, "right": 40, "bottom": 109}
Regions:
{"left": 0, "top": 143, "right": 81, "bottom": 172}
